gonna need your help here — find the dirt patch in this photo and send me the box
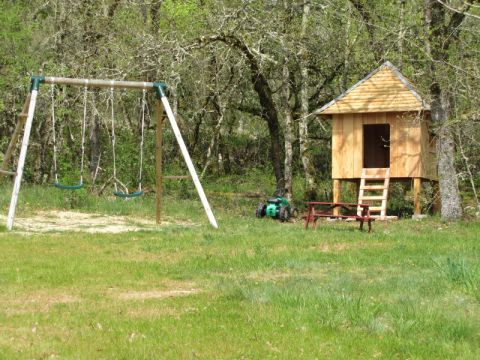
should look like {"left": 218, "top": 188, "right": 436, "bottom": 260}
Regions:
{"left": 2, "top": 291, "right": 80, "bottom": 315}
{"left": 129, "top": 305, "right": 200, "bottom": 319}
{"left": 0, "top": 210, "right": 197, "bottom": 233}
{"left": 118, "top": 289, "right": 200, "bottom": 300}
{"left": 114, "top": 279, "right": 201, "bottom": 301}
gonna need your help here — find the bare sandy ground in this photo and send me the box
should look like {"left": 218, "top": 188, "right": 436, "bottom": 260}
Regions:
{"left": 0, "top": 210, "right": 197, "bottom": 233}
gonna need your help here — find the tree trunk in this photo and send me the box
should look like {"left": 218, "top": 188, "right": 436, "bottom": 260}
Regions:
{"left": 221, "top": 124, "right": 233, "bottom": 175}
{"left": 80, "top": 1, "right": 121, "bottom": 182}
{"left": 282, "top": 59, "right": 294, "bottom": 201}
{"left": 398, "top": 0, "right": 406, "bottom": 68}
{"left": 150, "top": 0, "right": 162, "bottom": 34}
{"left": 299, "top": 1, "right": 317, "bottom": 199}
{"left": 201, "top": 96, "right": 226, "bottom": 178}
{"left": 424, "top": 0, "right": 466, "bottom": 220}
{"left": 342, "top": 12, "right": 351, "bottom": 91}
{"left": 431, "top": 94, "right": 463, "bottom": 219}
{"left": 349, "top": 0, "right": 382, "bottom": 62}
{"left": 198, "top": 34, "right": 284, "bottom": 191}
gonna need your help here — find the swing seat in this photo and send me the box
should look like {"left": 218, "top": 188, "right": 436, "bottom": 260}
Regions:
{"left": 54, "top": 182, "right": 84, "bottom": 190}
{"left": 113, "top": 190, "right": 144, "bottom": 198}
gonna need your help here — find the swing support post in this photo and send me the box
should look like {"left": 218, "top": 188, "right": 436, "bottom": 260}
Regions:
{"left": 1, "top": 94, "right": 31, "bottom": 182}
{"left": 154, "top": 84, "right": 219, "bottom": 229}
{"left": 155, "top": 101, "right": 164, "bottom": 225}
{"left": 6, "top": 76, "right": 43, "bottom": 230}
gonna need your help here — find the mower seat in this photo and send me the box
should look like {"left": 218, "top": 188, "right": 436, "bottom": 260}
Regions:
{"left": 267, "top": 198, "right": 281, "bottom": 204}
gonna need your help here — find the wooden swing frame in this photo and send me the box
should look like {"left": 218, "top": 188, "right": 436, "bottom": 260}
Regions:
{"left": 1, "top": 76, "right": 218, "bottom": 230}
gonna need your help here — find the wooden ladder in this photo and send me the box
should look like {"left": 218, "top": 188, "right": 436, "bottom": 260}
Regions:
{"left": 357, "top": 168, "right": 390, "bottom": 220}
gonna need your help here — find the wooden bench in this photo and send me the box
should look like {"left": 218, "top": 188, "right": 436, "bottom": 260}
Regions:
{"left": 304, "top": 202, "right": 374, "bottom": 232}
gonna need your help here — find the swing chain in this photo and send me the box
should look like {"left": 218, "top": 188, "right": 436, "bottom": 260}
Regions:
{"left": 50, "top": 84, "right": 59, "bottom": 184}
{"left": 79, "top": 83, "right": 88, "bottom": 184}
{"left": 138, "top": 88, "right": 146, "bottom": 192}
{"left": 110, "top": 87, "right": 119, "bottom": 193}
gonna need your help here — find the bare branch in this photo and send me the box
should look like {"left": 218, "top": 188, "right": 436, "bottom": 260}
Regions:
{"left": 436, "top": 0, "right": 480, "bottom": 21}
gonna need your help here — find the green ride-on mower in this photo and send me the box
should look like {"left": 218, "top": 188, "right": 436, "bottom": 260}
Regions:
{"left": 255, "top": 194, "right": 296, "bottom": 222}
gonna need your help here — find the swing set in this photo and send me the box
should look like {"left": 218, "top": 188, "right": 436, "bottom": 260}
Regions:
{"left": 1, "top": 76, "right": 218, "bottom": 230}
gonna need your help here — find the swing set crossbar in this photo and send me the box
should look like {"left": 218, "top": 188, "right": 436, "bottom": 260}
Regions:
{"left": 0, "top": 169, "right": 16, "bottom": 176}
{"left": 44, "top": 77, "right": 166, "bottom": 92}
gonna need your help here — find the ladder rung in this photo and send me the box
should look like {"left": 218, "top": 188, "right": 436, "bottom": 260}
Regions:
{"left": 362, "top": 168, "right": 389, "bottom": 175}
{"left": 361, "top": 185, "right": 387, "bottom": 190}
{"left": 359, "top": 196, "right": 386, "bottom": 201}
{"left": 368, "top": 206, "right": 384, "bottom": 212}
{"left": 362, "top": 174, "right": 388, "bottom": 179}
{"left": 0, "top": 169, "right": 16, "bottom": 176}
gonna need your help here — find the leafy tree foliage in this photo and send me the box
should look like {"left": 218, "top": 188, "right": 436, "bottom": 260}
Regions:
{"left": 1, "top": 0, "right": 479, "bottom": 217}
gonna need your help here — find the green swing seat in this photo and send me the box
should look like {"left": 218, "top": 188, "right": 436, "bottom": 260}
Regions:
{"left": 113, "top": 190, "right": 144, "bottom": 198}
{"left": 54, "top": 182, "right": 84, "bottom": 190}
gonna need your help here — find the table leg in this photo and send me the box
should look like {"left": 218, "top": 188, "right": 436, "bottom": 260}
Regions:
{"left": 305, "top": 205, "right": 313, "bottom": 229}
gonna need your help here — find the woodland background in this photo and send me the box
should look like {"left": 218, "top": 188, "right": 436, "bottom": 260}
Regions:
{"left": 0, "top": 0, "right": 479, "bottom": 219}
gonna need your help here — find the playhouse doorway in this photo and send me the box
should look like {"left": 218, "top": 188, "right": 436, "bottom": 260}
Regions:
{"left": 363, "top": 124, "right": 390, "bottom": 168}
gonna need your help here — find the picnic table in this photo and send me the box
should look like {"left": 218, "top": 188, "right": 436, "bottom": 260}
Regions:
{"left": 304, "top": 202, "right": 374, "bottom": 232}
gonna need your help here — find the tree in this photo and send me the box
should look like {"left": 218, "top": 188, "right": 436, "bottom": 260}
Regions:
{"left": 298, "top": 0, "right": 318, "bottom": 199}
{"left": 197, "top": 33, "right": 285, "bottom": 191}
{"left": 424, "top": 0, "right": 479, "bottom": 220}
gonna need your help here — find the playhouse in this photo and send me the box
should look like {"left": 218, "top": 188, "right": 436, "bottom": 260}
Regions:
{"left": 315, "top": 62, "right": 438, "bottom": 218}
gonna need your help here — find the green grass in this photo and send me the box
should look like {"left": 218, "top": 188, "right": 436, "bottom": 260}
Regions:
{"left": 0, "top": 182, "right": 479, "bottom": 359}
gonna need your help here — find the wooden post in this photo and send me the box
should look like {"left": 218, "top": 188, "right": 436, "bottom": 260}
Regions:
{"left": 155, "top": 100, "right": 164, "bottom": 224}
{"left": 7, "top": 91, "right": 39, "bottom": 230}
{"left": 354, "top": 179, "right": 361, "bottom": 216}
{"left": 1, "top": 94, "right": 31, "bottom": 181}
{"left": 333, "top": 179, "right": 341, "bottom": 216}
{"left": 413, "top": 177, "right": 422, "bottom": 216}
{"left": 354, "top": 179, "right": 360, "bottom": 201}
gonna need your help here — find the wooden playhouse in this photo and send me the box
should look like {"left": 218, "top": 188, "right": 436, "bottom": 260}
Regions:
{"left": 315, "top": 62, "right": 437, "bottom": 218}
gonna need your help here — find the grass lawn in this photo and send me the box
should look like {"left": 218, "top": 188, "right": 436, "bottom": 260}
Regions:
{"left": 0, "top": 183, "right": 479, "bottom": 359}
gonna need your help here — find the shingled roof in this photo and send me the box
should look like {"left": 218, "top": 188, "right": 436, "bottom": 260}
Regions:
{"left": 315, "top": 62, "right": 430, "bottom": 115}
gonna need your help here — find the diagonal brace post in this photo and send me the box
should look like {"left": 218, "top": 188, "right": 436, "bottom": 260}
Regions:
{"left": 154, "top": 83, "right": 218, "bottom": 229}
{"left": 6, "top": 76, "right": 43, "bottom": 230}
